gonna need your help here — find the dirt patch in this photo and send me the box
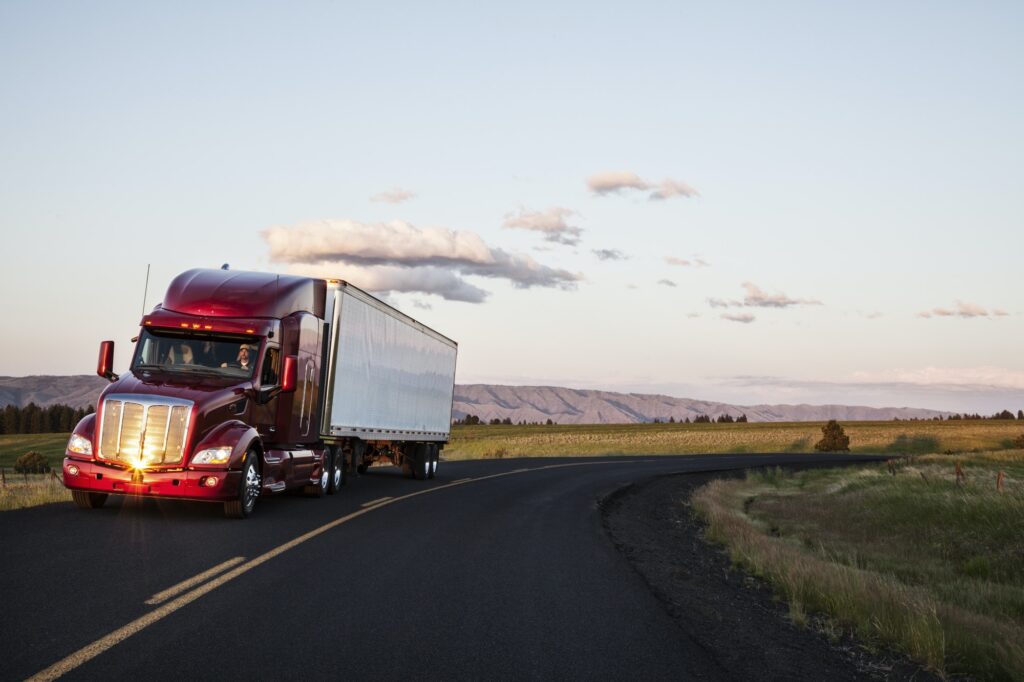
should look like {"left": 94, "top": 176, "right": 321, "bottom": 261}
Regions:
{"left": 600, "top": 469, "right": 939, "bottom": 681}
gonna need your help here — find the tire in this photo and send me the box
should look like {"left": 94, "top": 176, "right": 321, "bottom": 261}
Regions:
{"left": 304, "top": 451, "right": 330, "bottom": 498}
{"left": 412, "top": 445, "right": 430, "bottom": 481}
{"left": 327, "top": 448, "right": 344, "bottom": 495}
{"left": 224, "top": 452, "right": 260, "bottom": 519}
{"left": 71, "top": 490, "right": 108, "bottom": 509}
{"left": 428, "top": 444, "right": 438, "bottom": 480}
{"left": 356, "top": 463, "right": 368, "bottom": 475}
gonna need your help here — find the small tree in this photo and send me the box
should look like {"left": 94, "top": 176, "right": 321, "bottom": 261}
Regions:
{"left": 737, "top": 414, "right": 748, "bottom": 423}
{"left": 814, "top": 420, "right": 850, "bottom": 452}
{"left": 15, "top": 451, "right": 51, "bottom": 474}
{"left": 1014, "top": 434, "right": 1024, "bottom": 449}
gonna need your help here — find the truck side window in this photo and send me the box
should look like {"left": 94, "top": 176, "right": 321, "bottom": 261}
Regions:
{"left": 261, "top": 348, "right": 280, "bottom": 386}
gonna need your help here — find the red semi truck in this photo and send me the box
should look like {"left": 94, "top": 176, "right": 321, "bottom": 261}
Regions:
{"left": 62, "top": 268, "right": 458, "bottom": 518}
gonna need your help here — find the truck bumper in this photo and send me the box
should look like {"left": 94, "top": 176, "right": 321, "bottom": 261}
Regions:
{"left": 62, "top": 458, "right": 241, "bottom": 502}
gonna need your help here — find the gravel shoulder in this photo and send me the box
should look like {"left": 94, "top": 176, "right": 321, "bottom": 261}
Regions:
{"left": 600, "top": 469, "right": 939, "bottom": 681}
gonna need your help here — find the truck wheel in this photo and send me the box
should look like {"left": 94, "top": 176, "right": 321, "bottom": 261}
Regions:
{"left": 71, "top": 491, "right": 108, "bottom": 509}
{"left": 304, "top": 453, "right": 329, "bottom": 497}
{"left": 428, "top": 445, "right": 438, "bottom": 480}
{"left": 225, "top": 454, "right": 260, "bottom": 519}
{"left": 327, "top": 449, "right": 344, "bottom": 495}
{"left": 413, "top": 446, "right": 430, "bottom": 480}
{"left": 356, "top": 463, "right": 368, "bottom": 475}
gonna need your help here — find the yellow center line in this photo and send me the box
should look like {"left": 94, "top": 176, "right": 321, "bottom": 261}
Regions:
{"left": 144, "top": 557, "right": 246, "bottom": 605}
{"left": 27, "top": 459, "right": 646, "bottom": 681}
{"left": 360, "top": 496, "right": 394, "bottom": 508}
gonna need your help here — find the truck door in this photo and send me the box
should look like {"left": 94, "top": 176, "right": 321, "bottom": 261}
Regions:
{"left": 276, "top": 313, "right": 322, "bottom": 484}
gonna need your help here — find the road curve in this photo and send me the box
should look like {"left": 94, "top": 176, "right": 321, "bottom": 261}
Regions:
{"left": 0, "top": 453, "right": 879, "bottom": 681}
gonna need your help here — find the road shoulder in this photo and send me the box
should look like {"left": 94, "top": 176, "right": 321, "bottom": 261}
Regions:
{"left": 600, "top": 469, "right": 937, "bottom": 681}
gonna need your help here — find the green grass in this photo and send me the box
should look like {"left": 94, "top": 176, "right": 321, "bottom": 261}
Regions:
{"left": 446, "top": 420, "right": 1024, "bottom": 459}
{"left": 0, "top": 432, "right": 70, "bottom": 469}
{"left": 691, "top": 451, "right": 1024, "bottom": 680}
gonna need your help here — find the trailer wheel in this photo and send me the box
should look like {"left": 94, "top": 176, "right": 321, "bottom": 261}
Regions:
{"left": 225, "top": 454, "right": 260, "bottom": 519}
{"left": 356, "top": 463, "right": 368, "bottom": 475}
{"left": 412, "top": 446, "right": 430, "bottom": 480}
{"left": 304, "top": 452, "right": 329, "bottom": 497}
{"left": 71, "top": 491, "right": 108, "bottom": 509}
{"left": 428, "top": 444, "right": 438, "bottom": 480}
{"left": 327, "top": 448, "right": 344, "bottom": 495}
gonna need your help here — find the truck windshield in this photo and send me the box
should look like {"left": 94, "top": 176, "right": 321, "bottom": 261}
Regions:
{"left": 131, "top": 329, "right": 260, "bottom": 380}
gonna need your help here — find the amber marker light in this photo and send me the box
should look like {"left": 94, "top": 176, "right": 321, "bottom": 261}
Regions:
{"left": 66, "top": 464, "right": 80, "bottom": 476}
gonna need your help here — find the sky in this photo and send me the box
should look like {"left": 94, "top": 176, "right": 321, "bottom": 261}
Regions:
{"left": 1, "top": 1, "right": 1022, "bottom": 413}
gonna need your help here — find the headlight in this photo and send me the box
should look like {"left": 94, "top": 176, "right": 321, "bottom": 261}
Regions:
{"left": 68, "top": 434, "right": 93, "bottom": 456}
{"left": 192, "top": 446, "right": 233, "bottom": 465}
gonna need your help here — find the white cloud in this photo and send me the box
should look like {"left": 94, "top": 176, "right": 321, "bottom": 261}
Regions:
{"left": 666, "top": 256, "right": 710, "bottom": 267}
{"left": 649, "top": 178, "right": 699, "bottom": 200}
{"left": 586, "top": 170, "right": 699, "bottom": 201}
{"left": 849, "top": 366, "right": 1024, "bottom": 390}
{"left": 263, "top": 219, "right": 581, "bottom": 302}
{"left": 657, "top": 279, "right": 677, "bottom": 287}
{"left": 708, "top": 282, "right": 821, "bottom": 309}
{"left": 918, "top": 301, "right": 1006, "bottom": 319}
{"left": 370, "top": 188, "right": 416, "bottom": 204}
{"left": 593, "top": 249, "right": 628, "bottom": 261}
{"left": 503, "top": 206, "right": 582, "bottom": 245}
{"left": 721, "top": 313, "right": 755, "bottom": 324}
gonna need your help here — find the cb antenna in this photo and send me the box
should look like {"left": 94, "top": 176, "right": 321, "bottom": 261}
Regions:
{"left": 141, "top": 264, "right": 151, "bottom": 316}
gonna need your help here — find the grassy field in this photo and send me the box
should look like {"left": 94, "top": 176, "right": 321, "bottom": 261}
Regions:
{"left": 0, "top": 432, "right": 71, "bottom": 469}
{"left": 692, "top": 451, "right": 1024, "bottom": 680}
{"left": 0, "top": 472, "right": 71, "bottom": 511}
{"left": 445, "top": 420, "right": 1024, "bottom": 459}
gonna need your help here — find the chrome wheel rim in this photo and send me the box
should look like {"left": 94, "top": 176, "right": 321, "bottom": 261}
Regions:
{"left": 243, "top": 463, "right": 260, "bottom": 511}
{"left": 332, "top": 465, "right": 342, "bottom": 489}
{"left": 320, "top": 468, "right": 328, "bottom": 490}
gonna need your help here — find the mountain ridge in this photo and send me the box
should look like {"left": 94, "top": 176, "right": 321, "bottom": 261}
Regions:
{"left": 0, "top": 376, "right": 947, "bottom": 423}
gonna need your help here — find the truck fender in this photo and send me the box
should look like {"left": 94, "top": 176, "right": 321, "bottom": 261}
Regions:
{"left": 192, "top": 421, "right": 262, "bottom": 471}
{"left": 66, "top": 414, "right": 98, "bottom": 461}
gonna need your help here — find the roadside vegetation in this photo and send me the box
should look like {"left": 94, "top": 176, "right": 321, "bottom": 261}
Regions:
{"left": 691, "top": 451, "right": 1024, "bottom": 680}
{"left": 446, "top": 420, "right": 1024, "bottom": 459}
{"left": 0, "top": 434, "right": 73, "bottom": 511}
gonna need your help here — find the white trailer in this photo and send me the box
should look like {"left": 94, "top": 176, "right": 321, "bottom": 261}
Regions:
{"left": 320, "top": 281, "right": 458, "bottom": 478}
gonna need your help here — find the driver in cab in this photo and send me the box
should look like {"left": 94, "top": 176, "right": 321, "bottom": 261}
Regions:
{"left": 222, "top": 343, "right": 254, "bottom": 371}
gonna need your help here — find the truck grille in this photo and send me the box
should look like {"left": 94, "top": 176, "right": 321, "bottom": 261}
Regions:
{"left": 98, "top": 395, "right": 193, "bottom": 467}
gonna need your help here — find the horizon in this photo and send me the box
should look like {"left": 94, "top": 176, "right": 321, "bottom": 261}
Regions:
{"left": 1, "top": 3, "right": 1021, "bottom": 414}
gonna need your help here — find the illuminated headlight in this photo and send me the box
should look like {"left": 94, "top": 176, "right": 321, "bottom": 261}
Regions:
{"left": 192, "top": 446, "right": 233, "bottom": 465}
{"left": 67, "top": 434, "right": 93, "bottom": 456}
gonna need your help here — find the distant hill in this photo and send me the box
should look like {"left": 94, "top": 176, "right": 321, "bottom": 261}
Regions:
{"left": 452, "top": 384, "right": 949, "bottom": 424}
{"left": 0, "top": 376, "right": 107, "bottom": 411}
{"left": 0, "top": 376, "right": 948, "bottom": 423}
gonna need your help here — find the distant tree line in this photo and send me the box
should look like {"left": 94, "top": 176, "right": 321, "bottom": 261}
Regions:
{"left": 454, "top": 414, "right": 556, "bottom": 425}
{"left": 0, "top": 403, "right": 94, "bottom": 435}
{"left": 658, "top": 414, "right": 748, "bottom": 424}
{"left": 895, "top": 409, "right": 1024, "bottom": 422}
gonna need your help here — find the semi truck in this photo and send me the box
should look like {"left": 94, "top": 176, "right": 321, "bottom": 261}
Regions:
{"left": 62, "top": 267, "right": 458, "bottom": 518}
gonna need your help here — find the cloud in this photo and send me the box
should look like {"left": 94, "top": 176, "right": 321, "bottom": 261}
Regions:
{"left": 649, "top": 179, "right": 700, "bottom": 200}
{"left": 918, "top": 301, "right": 1006, "bottom": 319}
{"left": 503, "top": 206, "right": 582, "bottom": 245}
{"left": 665, "top": 256, "right": 710, "bottom": 267}
{"left": 708, "top": 282, "right": 822, "bottom": 309}
{"left": 263, "top": 219, "right": 581, "bottom": 302}
{"left": 370, "top": 188, "right": 416, "bottom": 204}
{"left": 721, "top": 313, "right": 755, "bottom": 324}
{"left": 586, "top": 170, "right": 699, "bottom": 201}
{"left": 593, "top": 249, "right": 628, "bottom": 261}
{"left": 657, "top": 279, "right": 677, "bottom": 287}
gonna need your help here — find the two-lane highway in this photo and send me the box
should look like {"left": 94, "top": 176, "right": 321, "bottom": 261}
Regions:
{"left": 0, "top": 454, "right": 879, "bottom": 681}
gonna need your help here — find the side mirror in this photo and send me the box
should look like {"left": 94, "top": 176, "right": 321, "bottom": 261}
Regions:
{"left": 97, "top": 340, "right": 118, "bottom": 382}
{"left": 281, "top": 355, "right": 298, "bottom": 393}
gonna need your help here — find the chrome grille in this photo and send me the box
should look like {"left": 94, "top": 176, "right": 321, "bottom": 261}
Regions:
{"left": 98, "top": 395, "right": 193, "bottom": 467}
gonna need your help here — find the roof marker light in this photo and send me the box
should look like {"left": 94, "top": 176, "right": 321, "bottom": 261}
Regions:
{"left": 180, "top": 323, "right": 189, "bottom": 328}
{"left": 245, "top": 328, "right": 255, "bottom": 334}
{"left": 204, "top": 325, "right": 213, "bottom": 330}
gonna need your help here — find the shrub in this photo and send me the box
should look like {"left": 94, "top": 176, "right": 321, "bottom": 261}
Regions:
{"left": 15, "top": 451, "right": 51, "bottom": 474}
{"left": 1014, "top": 434, "right": 1024, "bottom": 449}
{"left": 814, "top": 420, "right": 850, "bottom": 452}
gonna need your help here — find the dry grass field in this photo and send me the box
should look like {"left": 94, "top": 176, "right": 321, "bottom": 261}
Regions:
{"left": 692, "top": 451, "right": 1024, "bottom": 680}
{"left": 445, "top": 420, "right": 1024, "bottom": 459}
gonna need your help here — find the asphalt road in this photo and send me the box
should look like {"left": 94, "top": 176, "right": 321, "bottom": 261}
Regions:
{"left": 0, "top": 453, "right": 880, "bottom": 681}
